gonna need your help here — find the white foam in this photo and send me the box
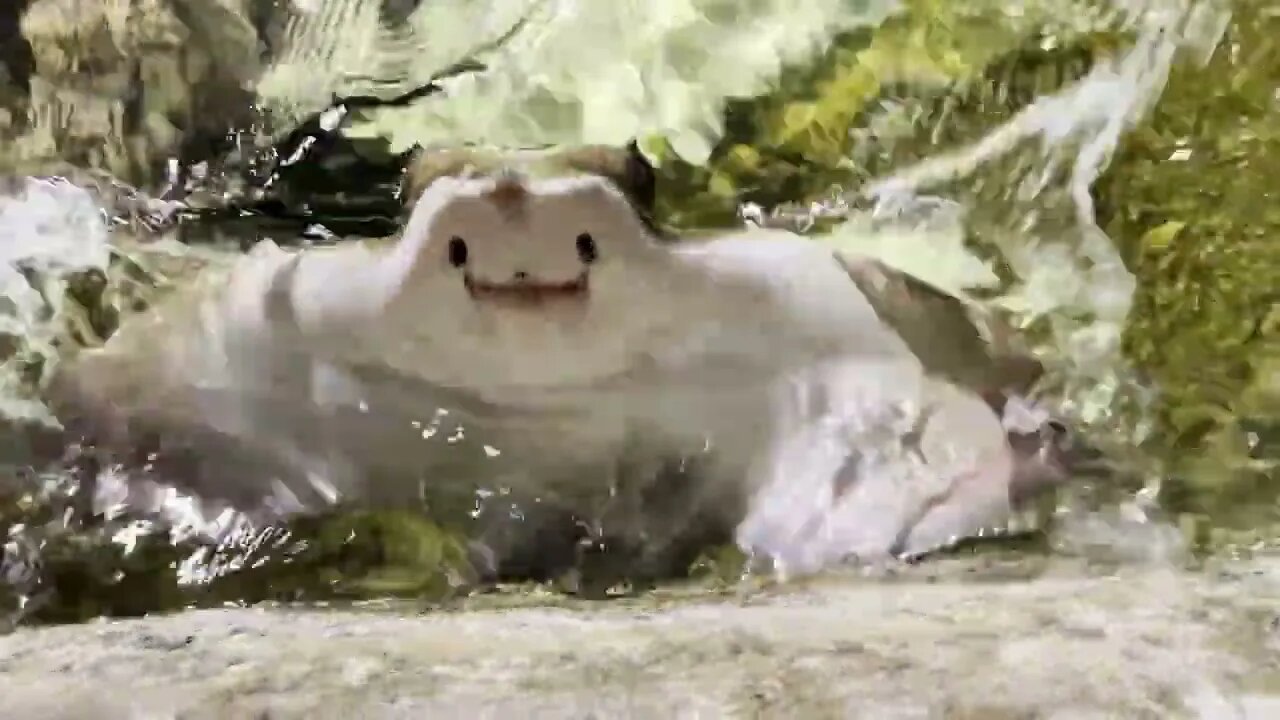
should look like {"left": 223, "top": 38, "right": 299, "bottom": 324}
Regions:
{"left": 0, "top": 177, "right": 113, "bottom": 424}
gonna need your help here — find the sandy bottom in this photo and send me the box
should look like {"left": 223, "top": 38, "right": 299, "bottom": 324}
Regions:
{"left": 1, "top": 554, "right": 1277, "bottom": 719}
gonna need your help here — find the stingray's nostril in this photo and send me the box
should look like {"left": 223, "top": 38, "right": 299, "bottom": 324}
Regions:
{"left": 447, "top": 236, "right": 468, "bottom": 267}
{"left": 576, "top": 232, "right": 597, "bottom": 263}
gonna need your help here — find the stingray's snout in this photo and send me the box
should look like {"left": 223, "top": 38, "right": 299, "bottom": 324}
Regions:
{"left": 1005, "top": 413, "right": 1105, "bottom": 506}
{"left": 1054, "top": 423, "right": 1107, "bottom": 470}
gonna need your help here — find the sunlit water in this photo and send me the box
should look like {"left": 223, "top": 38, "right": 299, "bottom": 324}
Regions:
{"left": 0, "top": 0, "right": 1263, "bottom": 627}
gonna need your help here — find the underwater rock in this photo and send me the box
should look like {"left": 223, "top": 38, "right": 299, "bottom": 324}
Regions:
{"left": 6, "top": 0, "right": 263, "bottom": 185}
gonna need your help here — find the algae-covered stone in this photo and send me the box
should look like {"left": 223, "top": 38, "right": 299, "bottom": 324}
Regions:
{"left": 196, "top": 509, "right": 478, "bottom": 607}
{"left": 3, "top": 501, "right": 483, "bottom": 627}
{"left": 1094, "top": 3, "right": 1279, "bottom": 529}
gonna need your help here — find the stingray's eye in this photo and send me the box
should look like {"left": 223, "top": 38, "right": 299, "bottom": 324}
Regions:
{"left": 1043, "top": 419, "right": 1071, "bottom": 448}
{"left": 447, "top": 236, "right": 468, "bottom": 267}
{"left": 575, "top": 232, "right": 597, "bottom": 263}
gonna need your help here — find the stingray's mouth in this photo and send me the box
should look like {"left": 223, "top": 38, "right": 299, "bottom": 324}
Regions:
{"left": 463, "top": 272, "right": 589, "bottom": 304}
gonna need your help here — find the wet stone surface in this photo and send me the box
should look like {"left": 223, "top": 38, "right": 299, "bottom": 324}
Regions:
{"left": 0, "top": 554, "right": 1277, "bottom": 719}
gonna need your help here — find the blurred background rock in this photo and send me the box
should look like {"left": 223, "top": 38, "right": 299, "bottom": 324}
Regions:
{"left": 1, "top": 0, "right": 265, "bottom": 184}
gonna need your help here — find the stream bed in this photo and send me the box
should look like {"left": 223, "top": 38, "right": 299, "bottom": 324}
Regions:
{"left": 1, "top": 553, "right": 1278, "bottom": 718}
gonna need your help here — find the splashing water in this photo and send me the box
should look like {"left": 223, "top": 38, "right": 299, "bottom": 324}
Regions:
{"left": 858, "top": 0, "right": 1228, "bottom": 398}
{"left": 0, "top": 178, "right": 112, "bottom": 426}
{"left": 258, "top": 0, "right": 902, "bottom": 162}
{"left": 840, "top": 2, "right": 1226, "bottom": 404}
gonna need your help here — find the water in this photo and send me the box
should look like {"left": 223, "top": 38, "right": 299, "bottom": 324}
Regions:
{"left": 0, "top": 178, "right": 112, "bottom": 424}
{"left": 0, "top": 0, "right": 1275, "bottom": 628}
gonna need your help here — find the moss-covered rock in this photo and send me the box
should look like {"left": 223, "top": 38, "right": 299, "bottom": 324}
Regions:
{"left": 195, "top": 508, "right": 479, "bottom": 606}
{"left": 1093, "top": 4, "right": 1279, "bottom": 527}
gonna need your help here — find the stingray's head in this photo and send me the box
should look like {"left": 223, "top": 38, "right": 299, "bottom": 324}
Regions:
{"left": 393, "top": 142, "right": 666, "bottom": 320}
{"left": 1000, "top": 398, "right": 1106, "bottom": 505}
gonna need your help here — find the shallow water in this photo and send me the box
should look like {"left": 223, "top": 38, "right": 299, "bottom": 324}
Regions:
{"left": 0, "top": 0, "right": 1276, "bottom": 631}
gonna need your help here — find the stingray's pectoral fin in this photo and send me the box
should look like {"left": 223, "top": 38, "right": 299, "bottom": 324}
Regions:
{"left": 733, "top": 412, "right": 866, "bottom": 578}
{"left": 888, "top": 470, "right": 1016, "bottom": 560}
{"left": 734, "top": 359, "right": 926, "bottom": 575}
{"left": 41, "top": 354, "right": 341, "bottom": 522}
{"left": 888, "top": 379, "right": 1022, "bottom": 559}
